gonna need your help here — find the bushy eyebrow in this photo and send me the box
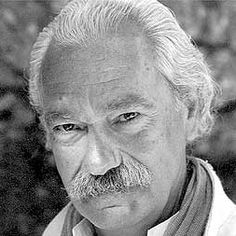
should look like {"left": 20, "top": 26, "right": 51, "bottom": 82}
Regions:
{"left": 43, "top": 109, "right": 73, "bottom": 126}
{"left": 106, "top": 93, "right": 156, "bottom": 111}
{"left": 42, "top": 94, "right": 155, "bottom": 125}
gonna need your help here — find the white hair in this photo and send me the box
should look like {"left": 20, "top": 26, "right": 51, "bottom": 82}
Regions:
{"left": 29, "top": 0, "right": 219, "bottom": 142}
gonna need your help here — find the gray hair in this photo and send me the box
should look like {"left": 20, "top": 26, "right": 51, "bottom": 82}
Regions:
{"left": 29, "top": 0, "right": 219, "bottom": 142}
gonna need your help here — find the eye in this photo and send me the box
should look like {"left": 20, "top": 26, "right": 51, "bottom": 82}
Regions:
{"left": 118, "top": 112, "right": 140, "bottom": 122}
{"left": 53, "top": 123, "right": 85, "bottom": 133}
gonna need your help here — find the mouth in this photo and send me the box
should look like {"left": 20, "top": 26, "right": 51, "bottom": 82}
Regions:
{"left": 102, "top": 205, "right": 118, "bottom": 209}
{"left": 80, "top": 186, "right": 146, "bottom": 202}
{"left": 100, "top": 204, "right": 127, "bottom": 212}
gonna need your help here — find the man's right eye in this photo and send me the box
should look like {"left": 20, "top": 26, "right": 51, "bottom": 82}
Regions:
{"left": 53, "top": 124, "right": 83, "bottom": 133}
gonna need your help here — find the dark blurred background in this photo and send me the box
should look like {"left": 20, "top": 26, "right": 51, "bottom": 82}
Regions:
{"left": 0, "top": 0, "right": 235, "bottom": 235}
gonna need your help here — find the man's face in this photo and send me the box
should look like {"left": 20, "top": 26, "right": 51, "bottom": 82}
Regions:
{"left": 41, "top": 25, "right": 188, "bottom": 231}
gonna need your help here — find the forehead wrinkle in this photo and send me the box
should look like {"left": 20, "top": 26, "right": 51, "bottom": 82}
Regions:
{"left": 42, "top": 74, "right": 127, "bottom": 90}
{"left": 75, "top": 66, "right": 130, "bottom": 87}
{"left": 43, "top": 54, "right": 133, "bottom": 87}
{"left": 106, "top": 94, "right": 156, "bottom": 112}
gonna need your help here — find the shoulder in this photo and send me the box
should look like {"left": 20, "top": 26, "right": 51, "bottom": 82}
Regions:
{"left": 42, "top": 202, "right": 72, "bottom": 236}
{"left": 198, "top": 159, "right": 236, "bottom": 236}
{"left": 217, "top": 213, "right": 236, "bottom": 236}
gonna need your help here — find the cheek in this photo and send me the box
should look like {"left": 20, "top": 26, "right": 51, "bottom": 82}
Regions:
{"left": 163, "top": 113, "right": 187, "bottom": 168}
{"left": 118, "top": 114, "right": 186, "bottom": 188}
{"left": 116, "top": 122, "right": 166, "bottom": 160}
{"left": 52, "top": 143, "right": 85, "bottom": 186}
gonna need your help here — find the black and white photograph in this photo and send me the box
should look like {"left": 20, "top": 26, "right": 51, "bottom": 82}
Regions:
{"left": 0, "top": 0, "right": 236, "bottom": 235}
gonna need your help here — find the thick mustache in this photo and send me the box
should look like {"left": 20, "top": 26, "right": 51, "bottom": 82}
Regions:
{"left": 66, "top": 159, "right": 152, "bottom": 201}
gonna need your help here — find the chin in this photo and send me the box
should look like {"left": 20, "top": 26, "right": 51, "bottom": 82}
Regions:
{"left": 73, "top": 191, "right": 158, "bottom": 231}
{"left": 73, "top": 193, "right": 144, "bottom": 228}
{"left": 93, "top": 206, "right": 138, "bottom": 229}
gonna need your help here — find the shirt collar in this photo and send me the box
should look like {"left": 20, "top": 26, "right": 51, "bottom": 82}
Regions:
{"left": 72, "top": 214, "right": 177, "bottom": 236}
{"left": 72, "top": 218, "right": 95, "bottom": 236}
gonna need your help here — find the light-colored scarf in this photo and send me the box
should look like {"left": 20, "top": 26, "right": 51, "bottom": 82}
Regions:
{"left": 61, "top": 157, "right": 213, "bottom": 236}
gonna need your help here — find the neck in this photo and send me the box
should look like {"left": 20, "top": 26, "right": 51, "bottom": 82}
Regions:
{"left": 95, "top": 221, "right": 148, "bottom": 236}
{"left": 158, "top": 160, "right": 191, "bottom": 223}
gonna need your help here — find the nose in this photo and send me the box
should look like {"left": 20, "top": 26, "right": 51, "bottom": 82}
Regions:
{"left": 84, "top": 129, "right": 121, "bottom": 176}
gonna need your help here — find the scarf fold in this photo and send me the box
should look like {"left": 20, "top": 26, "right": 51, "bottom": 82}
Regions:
{"left": 61, "top": 157, "right": 213, "bottom": 236}
{"left": 163, "top": 157, "right": 213, "bottom": 236}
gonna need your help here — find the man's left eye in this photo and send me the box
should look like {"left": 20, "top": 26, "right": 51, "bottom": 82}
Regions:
{"left": 118, "top": 112, "right": 140, "bottom": 122}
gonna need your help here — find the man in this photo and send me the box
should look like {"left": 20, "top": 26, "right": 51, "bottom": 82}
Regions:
{"left": 29, "top": 0, "right": 236, "bottom": 235}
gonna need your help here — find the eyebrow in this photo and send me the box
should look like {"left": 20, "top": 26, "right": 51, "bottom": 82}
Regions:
{"left": 43, "top": 94, "right": 155, "bottom": 125}
{"left": 43, "top": 109, "right": 74, "bottom": 126}
{"left": 106, "top": 94, "right": 156, "bottom": 111}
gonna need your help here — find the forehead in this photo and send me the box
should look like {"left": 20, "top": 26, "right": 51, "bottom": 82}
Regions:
{"left": 42, "top": 22, "right": 154, "bottom": 87}
{"left": 40, "top": 24, "right": 172, "bottom": 116}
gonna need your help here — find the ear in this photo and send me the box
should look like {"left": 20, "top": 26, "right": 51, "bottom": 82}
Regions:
{"left": 39, "top": 115, "right": 53, "bottom": 151}
{"left": 45, "top": 133, "right": 52, "bottom": 151}
{"left": 184, "top": 104, "right": 197, "bottom": 141}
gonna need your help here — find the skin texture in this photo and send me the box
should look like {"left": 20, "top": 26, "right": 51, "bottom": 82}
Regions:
{"left": 41, "top": 23, "right": 190, "bottom": 236}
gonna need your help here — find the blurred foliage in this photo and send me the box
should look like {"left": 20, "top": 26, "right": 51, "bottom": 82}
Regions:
{"left": 0, "top": 0, "right": 236, "bottom": 235}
